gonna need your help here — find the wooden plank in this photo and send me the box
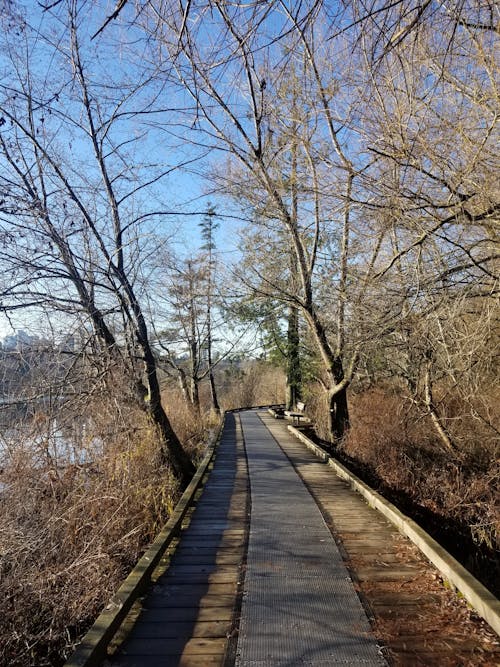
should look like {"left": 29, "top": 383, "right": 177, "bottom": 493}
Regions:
{"left": 159, "top": 571, "right": 239, "bottom": 585}
{"left": 136, "top": 593, "right": 237, "bottom": 608}
{"left": 135, "top": 605, "right": 233, "bottom": 633}
{"left": 120, "top": 637, "right": 226, "bottom": 656}
{"left": 179, "top": 528, "right": 245, "bottom": 537}
{"left": 170, "top": 553, "right": 241, "bottom": 565}
{"left": 355, "top": 566, "right": 423, "bottom": 581}
{"left": 110, "top": 655, "right": 224, "bottom": 667}
{"left": 128, "top": 620, "right": 229, "bottom": 639}
{"left": 389, "top": 649, "right": 496, "bottom": 666}
{"left": 166, "top": 564, "right": 239, "bottom": 576}
{"left": 261, "top": 414, "right": 500, "bottom": 666}
{"left": 177, "top": 657, "right": 229, "bottom": 666}
{"left": 178, "top": 536, "right": 245, "bottom": 546}
{"left": 151, "top": 582, "right": 238, "bottom": 596}
{"left": 369, "top": 593, "right": 442, "bottom": 607}
{"left": 172, "top": 544, "right": 242, "bottom": 552}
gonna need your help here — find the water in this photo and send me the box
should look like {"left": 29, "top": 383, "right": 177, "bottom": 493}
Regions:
{"left": 0, "top": 415, "right": 101, "bottom": 468}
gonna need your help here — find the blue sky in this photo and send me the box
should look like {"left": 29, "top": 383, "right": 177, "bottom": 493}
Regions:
{"left": 0, "top": 0, "right": 249, "bottom": 339}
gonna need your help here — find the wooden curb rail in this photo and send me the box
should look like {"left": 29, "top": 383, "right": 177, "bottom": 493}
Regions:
{"left": 287, "top": 424, "right": 500, "bottom": 638}
{"left": 64, "top": 420, "right": 223, "bottom": 667}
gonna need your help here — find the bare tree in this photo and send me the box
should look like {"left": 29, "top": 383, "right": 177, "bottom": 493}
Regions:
{"left": 0, "top": 2, "right": 194, "bottom": 482}
{"left": 143, "top": 1, "right": 377, "bottom": 440}
{"left": 349, "top": 0, "right": 500, "bottom": 452}
{"left": 199, "top": 203, "right": 221, "bottom": 415}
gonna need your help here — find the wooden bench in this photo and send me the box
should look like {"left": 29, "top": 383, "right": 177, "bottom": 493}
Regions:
{"left": 284, "top": 401, "right": 306, "bottom": 426}
{"left": 268, "top": 405, "right": 286, "bottom": 419}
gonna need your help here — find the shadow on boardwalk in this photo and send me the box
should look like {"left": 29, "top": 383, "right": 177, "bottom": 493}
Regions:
{"left": 106, "top": 413, "right": 246, "bottom": 667}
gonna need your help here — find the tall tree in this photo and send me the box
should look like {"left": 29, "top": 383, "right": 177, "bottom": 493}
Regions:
{"left": 146, "top": 2, "right": 370, "bottom": 441}
{"left": 0, "top": 1, "right": 194, "bottom": 483}
{"left": 199, "top": 203, "right": 221, "bottom": 415}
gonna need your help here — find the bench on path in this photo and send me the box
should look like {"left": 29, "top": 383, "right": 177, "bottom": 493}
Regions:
{"left": 284, "top": 400, "right": 307, "bottom": 425}
{"left": 267, "top": 404, "right": 285, "bottom": 419}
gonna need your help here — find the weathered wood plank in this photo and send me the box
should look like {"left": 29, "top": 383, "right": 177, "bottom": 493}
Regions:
{"left": 134, "top": 593, "right": 236, "bottom": 608}
{"left": 261, "top": 413, "right": 500, "bottom": 666}
{"left": 110, "top": 655, "right": 224, "bottom": 667}
{"left": 138, "top": 607, "right": 234, "bottom": 622}
{"left": 165, "top": 564, "right": 239, "bottom": 576}
{"left": 119, "top": 637, "right": 226, "bottom": 656}
{"left": 179, "top": 552, "right": 241, "bottom": 564}
{"left": 129, "top": 620, "right": 229, "bottom": 639}
{"left": 106, "top": 412, "right": 248, "bottom": 666}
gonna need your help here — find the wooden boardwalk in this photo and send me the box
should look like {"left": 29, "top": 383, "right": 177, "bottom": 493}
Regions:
{"left": 261, "top": 414, "right": 500, "bottom": 666}
{"left": 105, "top": 410, "right": 500, "bottom": 667}
{"left": 106, "top": 413, "right": 248, "bottom": 666}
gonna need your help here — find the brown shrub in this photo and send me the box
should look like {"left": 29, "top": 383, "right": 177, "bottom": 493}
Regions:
{"left": 0, "top": 397, "right": 181, "bottom": 667}
{"left": 339, "top": 386, "right": 499, "bottom": 560}
{"left": 219, "top": 361, "right": 285, "bottom": 411}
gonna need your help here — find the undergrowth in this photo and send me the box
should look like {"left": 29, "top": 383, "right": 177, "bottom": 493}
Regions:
{"left": 0, "top": 388, "right": 213, "bottom": 667}
{"left": 309, "top": 386, "right": 500, "bottom": 596}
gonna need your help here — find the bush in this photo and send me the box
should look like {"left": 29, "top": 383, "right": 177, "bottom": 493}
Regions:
{"left": 0, "top": 397, "right": 181, "bottom": 666}
{"left": 335, "top": 386, "right": 499, "bottom": 592}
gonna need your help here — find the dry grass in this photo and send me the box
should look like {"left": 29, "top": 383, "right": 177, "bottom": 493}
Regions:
{"left": 0, "top": 391, "right": 200, "bottom": 667}
{"left": 306, "top": 383, "right": 499, "bottom": 593}
{"left": 219, "top": 361, "right": 286, "bottom": 411}
{"left": 345, "top": 389, "right": 498, "bottom": 542}
{"left": 161, "top": 386, "right": 219, "bottom": 463}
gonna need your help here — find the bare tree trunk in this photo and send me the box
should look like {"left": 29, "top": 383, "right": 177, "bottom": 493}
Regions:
{"left": 304, "top": 308, "right": 355, "bottom": 442}
{"left": 207, "top": 332, "right": 221, "bottom": 415}
{"left": 423, "top": 356, "right": 456, "bottom": 453}
{"left": 188, "top": 317, "right": 201, "bottom": 413}
{"left": 286, "top": 305, "right": 302, "bottom": 410}
{"left": 201, "top": 205, "right": 221, "bottom": 416}
{"left": 328, "top": 381, "right": 350, "bottom": 442}
{"left": 190, "top": 373, "right": 200, "bottom": 412}
{"left": 146, "top": 382, "right": 195, "bottom": 487}
{"left": 176, "top": 367, "right": 190, "bottom": 404}
{"left": 286, "top": 132, "right": 302, "bottom": 411}
{"left": 206, "top": 281, "right": 221, "bottom": 415}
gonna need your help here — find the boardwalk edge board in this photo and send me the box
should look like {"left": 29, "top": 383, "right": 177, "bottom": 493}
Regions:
{"left": 288, "top": 424, "right": 500, "bottom": 638}
{"left": 64, "top": 419, "right": 225, "bottom": 667}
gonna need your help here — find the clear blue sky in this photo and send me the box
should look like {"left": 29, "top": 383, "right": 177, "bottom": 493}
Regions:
{"left": 0, "top": 0, "right": 247, "bottom": 341}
